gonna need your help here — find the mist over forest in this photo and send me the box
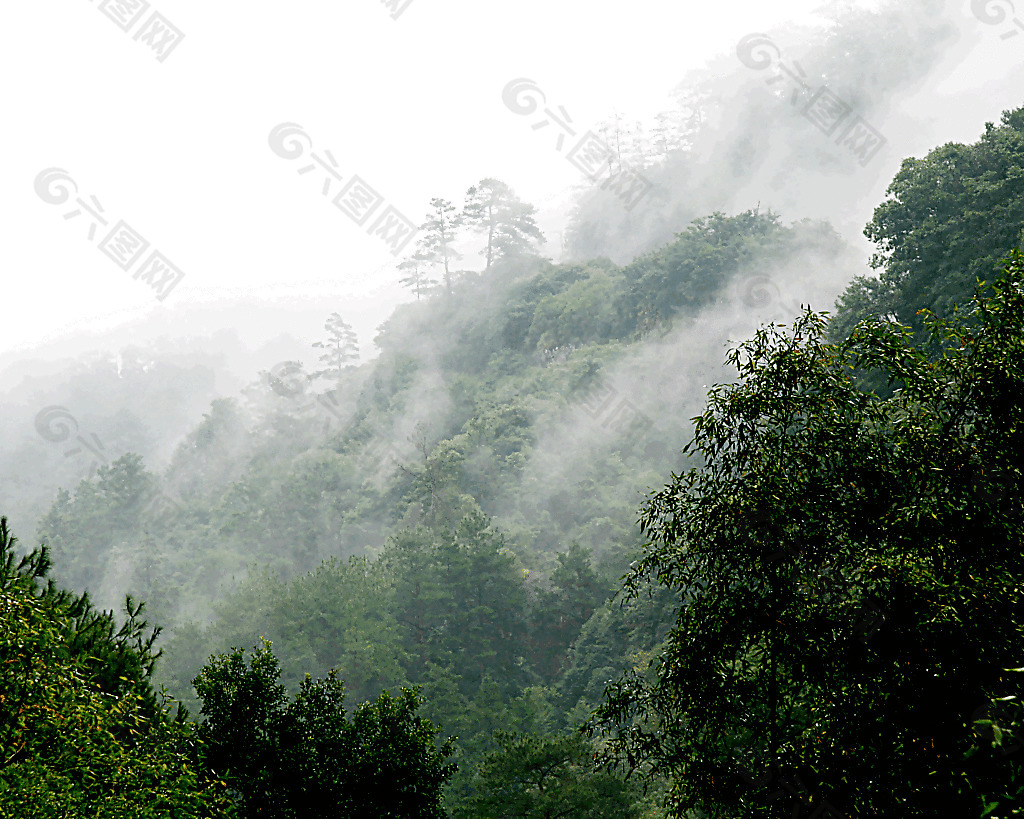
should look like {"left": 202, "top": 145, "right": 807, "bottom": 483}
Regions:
{"left": 4, "top": 1, "right": 1024, "bottom": 816}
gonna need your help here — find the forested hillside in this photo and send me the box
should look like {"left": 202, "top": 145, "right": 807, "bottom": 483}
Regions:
{"left": 18, "top": 205, "right": 844, "bottom": 814}
{"left": 3, "top": 6, "right": 1024, "bottom": 814}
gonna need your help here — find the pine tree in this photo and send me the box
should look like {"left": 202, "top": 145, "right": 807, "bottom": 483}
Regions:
{"left": 462, "top": 179, "right": 545, "bottom": 270}
{"left": 414, "top": 198, "right": 462, "bottom": 293}
{"left": 311, "top": 313, "right": 358, "bottom": 384}
{"left": 398, "top": 250, "right": 440, "bottom": 300}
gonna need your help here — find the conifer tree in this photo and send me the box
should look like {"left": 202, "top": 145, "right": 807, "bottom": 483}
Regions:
{"left": 463, "top": 179, "right": 545, "bottom": 270}
{"left": 311, "top": 312, "right": 358, "bottom": 384}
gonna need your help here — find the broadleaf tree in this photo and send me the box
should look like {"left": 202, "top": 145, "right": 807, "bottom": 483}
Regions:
{"left": 456, "top": 731, "right": 638, "bottom": 819}
{"left": 831, "top": 105, "right": 1024, "bottom": 343}
{"left": 591, "top": 256, "right": 1024, "bottom": 818}
{"left": 193, "top": 639, "right": 456, "bottom": 818}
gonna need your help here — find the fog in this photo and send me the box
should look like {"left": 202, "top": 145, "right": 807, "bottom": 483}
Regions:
{"left": 0, "top": 1, "right": 1010, "bottom": 577}
{"left": 2, "top": 0, "right": 1023, "bottom": 780}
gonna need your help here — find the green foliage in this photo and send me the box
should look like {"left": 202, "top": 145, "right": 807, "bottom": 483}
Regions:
{"left": 411, "top": 197, "right": 462, "bottom": 293}
{"left": 463, "top": 178, "right": 546, "bottom": 269}
{"left": 160, "top": 555, "right": 408, "bottom": 715}
{"left": 165, "top": 397, "right": 250, "bottom": 499}
{"left": 23, "top": 204, "right": 852, "bottom": 819}
{"left": 526, "top": 267, "right": 626, "bottom": 352}
{"left": 529, "top": 543, "right": 611, "bottom": 681}
{"left": 382, "top": 511, "right": 530, "bottom": 693}
{"left": 488, "top": 211, "right": 843, "bottom": 351}
{"left": 193, "top": 640, "right": 455, "bottom": 818}
{"left": 619, "top": 211, "right": 842, "bottom": 337}
{"left": 592, "top": 259, "right": 1024, "bottom": 818}
{"left": 311, "top": 312, "right": 359, "bottom": 385}
{"left": 15, "top": 82, "right": 1024, "bottom": 819}
{"left": 35, "top": 452, "right": 158, "bottom": 606}
{"left": 0, "top": 517, "right": 228, "bottom": 818}
{"left": 833, "top": 105, "right": 1024, "bottom": 343}
{"left": 457, "top": 731, "right": 638, "bottom": 819}
{"left": 399, "top": 250, "right": 442, "bottom": 300}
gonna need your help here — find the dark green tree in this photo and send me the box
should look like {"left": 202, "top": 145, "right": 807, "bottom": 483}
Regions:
{"left": 36, "top": 452, "right": 158, "bottom": 598}
{"left": 457, "top": 731, "right": 637, "bottom": 819}
{"left": 0, "top": 517, "right": 228, "bottom": 817}
{"left": 592, "top": 257, "right": 1024, "bottom": 818}
{"left": 162, "top": 555, "right": 408, "bottom": 708}
{"left": 529, "top": 544, "right": 611, "bottom": 681}
{"left": 193, "top": 639, "right": 456, "bottom": 818}
{"left": 383, "top": 511, "right": 530, "bottom": 692}
{"left": 832, "top": 105, "right": 1024, "bottom": 343}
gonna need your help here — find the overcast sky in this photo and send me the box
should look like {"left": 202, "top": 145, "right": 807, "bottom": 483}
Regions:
{"left": 1, "top": 0, "right": 1020, "bottom": 362}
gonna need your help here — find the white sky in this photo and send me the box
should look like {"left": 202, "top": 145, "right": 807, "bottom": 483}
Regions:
{"left": 0, "top": 0, "right": 1019, "bottom": 360}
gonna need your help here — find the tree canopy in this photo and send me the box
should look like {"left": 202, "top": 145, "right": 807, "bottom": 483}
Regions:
{"left": 592, "top": 255, "right": 1024, "bottom": 818}
{"left": 0, "top": 517, "right": 229, "bottom": 818}
{"left": 832, "top": 105, "right": 1024, "bottom": 343}
{"left": 193, "top": 639, "right": 456, "bottom": 819}
{"left": 463, "top": 178, "right": 546, "bottom": 270}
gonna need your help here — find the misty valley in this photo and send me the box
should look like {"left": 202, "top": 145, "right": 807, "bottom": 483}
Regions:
{"left": 3, "top": 1, "right": 1024, "bottom": 817}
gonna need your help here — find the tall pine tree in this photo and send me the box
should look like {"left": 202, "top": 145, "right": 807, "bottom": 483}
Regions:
{"left": 311, "top": 313, "right": 359, "bottom": 384}
{"left": 463, "top": 179, "right": 545, "bottom": 270}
